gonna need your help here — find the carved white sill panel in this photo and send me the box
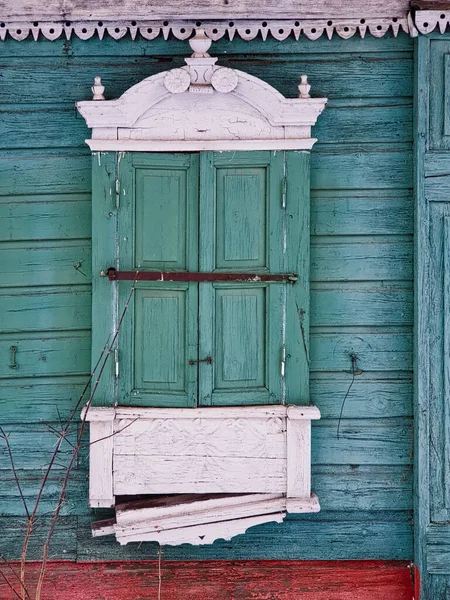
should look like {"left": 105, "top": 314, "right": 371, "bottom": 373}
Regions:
{"left": 83, "top": 405, "right": 320, "bottom": 546}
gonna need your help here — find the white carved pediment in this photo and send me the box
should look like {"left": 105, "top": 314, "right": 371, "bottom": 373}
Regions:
{"left": 76, "top": 29, "right": 327, "bottom": 151}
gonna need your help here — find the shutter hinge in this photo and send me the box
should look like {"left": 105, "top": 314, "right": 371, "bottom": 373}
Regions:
{"left": 281, "top": 345, "right": 286, "bottom": 377}
{"left": 115, "top": 178, "right": 120, "bottom": 209}
{"left": 115, "top": 348, "right": 119, "bottom": 378}
{"left": 281, "top": 176, "right": 287, "bottom": 209}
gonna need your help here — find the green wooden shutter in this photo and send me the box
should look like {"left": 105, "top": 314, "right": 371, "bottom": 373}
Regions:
{"left": 117, "top": 153, "right": 199, "bottom": 407}
{"left": 199, "top": 151, "right": 284, "bottom": 406}
{"left": 103, "top": 150, "right": 309, "bottom": 408}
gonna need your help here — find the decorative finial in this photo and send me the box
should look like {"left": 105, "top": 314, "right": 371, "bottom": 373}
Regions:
{"left": 92, "top": 76, "right": 105, "bottom": 101}
{"left": 189, "top": 28, "right": 212, "bottom": 58}
{"left": 298, "top": 75, "right": 311, "bottom": 99}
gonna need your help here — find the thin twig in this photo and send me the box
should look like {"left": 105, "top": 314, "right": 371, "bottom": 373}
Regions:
{"left": 0, "top": 569, "right": 23, "bottom": 600}
{"left": 43, "top": 424, "right": 76, "bottom": 449}
{"left": 80, "top": 417, "right": 139, "bottom": 449}
{"left": 34, "top": 277, "right": 137, "bottom": 600}
{"left": 0, "top": 427, "right": 29, "bottom": 519}
{"left": 19, "top": 332, "right": 113, "bottom": 598}
{"left": 0, "top": 557, "right": 31, "bottom": 600}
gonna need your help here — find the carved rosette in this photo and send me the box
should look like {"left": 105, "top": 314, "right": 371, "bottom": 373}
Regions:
{"left": 164, "top": 68, "right": 191, "bottom": 93}
{"left": 211, "top": 67, "right": 239, "bottom": 93}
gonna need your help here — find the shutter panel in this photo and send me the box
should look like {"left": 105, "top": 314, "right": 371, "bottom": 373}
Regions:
{"left": 118, "top": 153, "right": 199, "bottom": 407}
{"left": 199, "top": 152, "right": 284, "bottom": 406}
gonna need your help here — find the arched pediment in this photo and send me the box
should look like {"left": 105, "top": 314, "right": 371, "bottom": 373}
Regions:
{"left": 77, "top": 30, "right": 327, "bottom": 151}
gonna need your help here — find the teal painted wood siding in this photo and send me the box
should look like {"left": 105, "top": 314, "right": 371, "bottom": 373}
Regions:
{"left": 0, "top": 33, "right": 413, "bottom": 561}
{"left": 415, "top": 33, "right": 450, "bottom": 598}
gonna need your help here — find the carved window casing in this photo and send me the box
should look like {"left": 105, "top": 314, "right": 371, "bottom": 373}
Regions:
{"left": 78, "top": 30, "right": 326, "bottom": 546}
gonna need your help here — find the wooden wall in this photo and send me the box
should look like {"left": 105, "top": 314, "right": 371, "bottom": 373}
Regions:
{"left": 0, "top": 32, "right": 414, "bottom": 562}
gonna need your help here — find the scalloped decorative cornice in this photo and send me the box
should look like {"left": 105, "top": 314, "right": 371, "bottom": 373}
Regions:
{"left": 0, "top": 17, "right": 411, "bottom": 42}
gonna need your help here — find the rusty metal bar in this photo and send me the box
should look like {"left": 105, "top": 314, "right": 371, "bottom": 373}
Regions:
{"left": 105, "top": 267, "right": 297, "bottom": 283}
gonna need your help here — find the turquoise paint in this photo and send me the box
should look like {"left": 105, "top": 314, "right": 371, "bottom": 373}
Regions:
{"left": 0, "top": 33, "right": 413, "bottom": 561}
{"left": 415, "top": 32, "right": 450, "bottom": 597}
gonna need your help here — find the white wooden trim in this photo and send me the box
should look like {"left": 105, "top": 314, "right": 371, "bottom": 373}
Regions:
{"left": 0, "top": 0, "right": 411, "bottom": 21}
{"left": 0, "top": 12, "right": 412, "bottom": 43}
{"left": 77, "top": 31, "right": 326, "bottom": 151}
{"left": 415, "top": 10, "right": 450, "bottom": 35}
{"left": 87, "top": 419, "right": 115, "bottom": 508}
{"left": 86, "top": 139, "right": 318, "bottom": 152}
{"left": 287, "top": 418, "right": 312, "bottom": 499}
{"left": 84, "top": 403, "right": 320, "bottom": 519}
{"left": 111, "top": 404, "right": 320, "bottom": 420}
{"left": 115, "top": 494, "right": 285, "bottom": 533}
{"left": 91, "top": 491, "right": 320, "bottom": 544}
{"left": 286, "top": 493, "right": 320, "bottom": 513}
{"left": 116, "top": 512, "right": 286, "bottom": 546}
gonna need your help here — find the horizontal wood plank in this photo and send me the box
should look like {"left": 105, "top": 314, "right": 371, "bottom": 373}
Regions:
{"left": 425, "top": 174, "right": 450, "bottom": 202}
{"left": 311, "top": 238, "right": 413, "bottom": 281}
{"left": 310, "top": 377, "right": 413, "bottom": 418}
{"left": 426, "top": 526, "right": 450, "bottom": 574}
{"left": 313, "top": 102, "right": 412, "bottom": 144}
{"left": 0, "top": 424, "right": 77, "bottom": 471}
{"left": 313, "top": 465, "right": 412, "bottom": 511}
{"left": 0, "top": 469, "right": 88, "bottom": 516}
{"left": 0, "top": 107, "right": 89, "bottom": 150}
{"left": 311, "top": 149, "right": 412, "bottom": 190}
{"left": 0, "top": 33, "right": 413, "bottom": 58}
{"left": 0, "top": 332, "right": 91, "bottom": 378}
{"left": 0, "top": 0, "right": 411, "bottom": 20}
{"left": 0, "top": 152, "right": 90, "bottom": 196}
{"left": 0, "top": 377, "right": 88, "bottom": 423}
{"left": 0, "top": 559, "right": 414, "bottom": 600}
{"left": 0, "top": 195, "right": 91, "bottom": 240}
{"left": 312, "top": 418, "right": 413, "bottom": 465}
{"left": 424, "top": 151, "right": 450, "bottom": 177}
{"left": 311, "top": 284, "right": 413, "bottom": 326}
{"left": 310, "top": 331, "right": 413, "bottom": 372}
{"left": 0, "top": 240, "right": 92, "bottom": 287}
{"left": 311, "top": 193, "right": 413, "bottom": 236}
{"left": 0, "top": 517, "right": 77, "bottom": 561}
{"left": 0, "top": 286, "right": 91, "bottom": 332}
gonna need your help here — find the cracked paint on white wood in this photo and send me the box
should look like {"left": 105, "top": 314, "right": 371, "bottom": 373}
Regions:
{"left": 83, "top": 404, "right": 320, "bottom": 544}
{"left": 76, "top": 31, "right": 327, "bottom": 152}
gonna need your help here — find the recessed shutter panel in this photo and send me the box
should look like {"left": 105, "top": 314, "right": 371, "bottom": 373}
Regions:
{"left": 199, "top": 152, "right": 284, "bottom": 406}
{"left": 118, "top": 153, "right": 199, "bottom": 407}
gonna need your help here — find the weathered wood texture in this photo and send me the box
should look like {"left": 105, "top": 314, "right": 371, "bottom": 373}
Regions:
{"left": 0, "top": 34, "right": 413, "bottom": 562}
{"left": 415, "top": 33, "right": 450, "bottom": 598}
{"left": 0, "top": 0, "right": 411, "bottom": 20}
{"left": 0, "top": 560, "right": 414, "bottom": 600}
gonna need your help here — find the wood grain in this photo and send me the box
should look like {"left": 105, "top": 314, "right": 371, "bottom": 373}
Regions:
{"left": 0, "top": 32, "right": 414, "bottom": 565}
{"left": 0, "top": 0, "right": 411, "bottom": 20}
{"left": 0, "top": 560, "right": 414, "bottom": 600}
{"left": 0, "top": 286, "right": 91, "bottom": 332}
{"left": 0, "top": 194, "right": 91, "bottom": 240}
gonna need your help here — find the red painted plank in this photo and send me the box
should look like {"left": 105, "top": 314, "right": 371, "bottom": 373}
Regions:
{"left": 0, "top": 560, "right": 414, "bottom": 600}
{"left": 414, "top": 563, "right": 421, "bottom": 600}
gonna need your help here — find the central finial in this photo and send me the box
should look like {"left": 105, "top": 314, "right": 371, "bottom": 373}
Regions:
{"left": 163, "top": 28, "right": 238, "bottom": 95}
{"left": 189, "top": 28, "right": 212, "bottom": 58}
